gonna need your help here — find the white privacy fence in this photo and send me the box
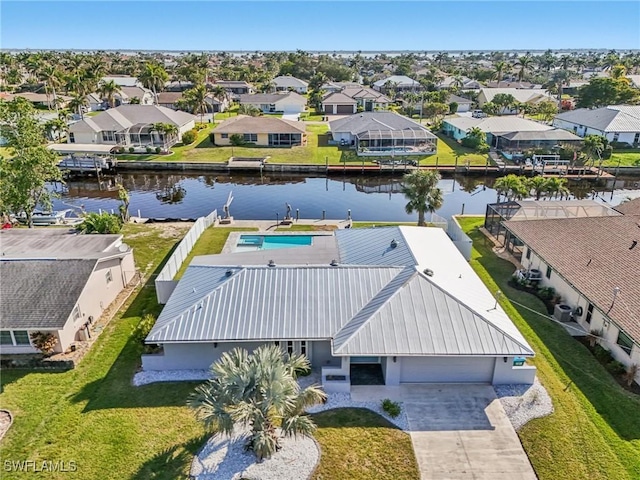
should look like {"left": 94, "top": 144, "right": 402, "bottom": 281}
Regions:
{"left": 448, "top": 215, "right": 473, "bottom": 261}
{"left": 431, "top": 213, "right": 448, "bottom": 230}
{"left": 155, "top": 209, "right": 217, "bottom": 304}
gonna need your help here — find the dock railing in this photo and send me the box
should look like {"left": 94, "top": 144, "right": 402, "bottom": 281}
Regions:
{"left": 155, "top": 209, "right": 217, "bottom": 304}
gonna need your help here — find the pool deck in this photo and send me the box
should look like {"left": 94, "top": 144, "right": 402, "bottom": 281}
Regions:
{"left": 219, "top": 230, "right": 336, "bottom": 255}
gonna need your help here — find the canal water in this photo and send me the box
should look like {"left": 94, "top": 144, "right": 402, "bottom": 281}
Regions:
{"left": 51, "top": 173, "right": 640, "bottom": 222}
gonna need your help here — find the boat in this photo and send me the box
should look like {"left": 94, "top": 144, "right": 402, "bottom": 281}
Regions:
{"left": 16, "top": 210, "right": 74, "bottom": 226}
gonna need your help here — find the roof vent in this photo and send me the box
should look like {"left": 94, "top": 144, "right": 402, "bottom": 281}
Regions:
{"left": 390, "top": 239, "right": 398, "bottom": 249}
{"left": 630, "top": 240, "right": 638, "bottom": 250}
{"left": 330, "top": 259, "right": 339, "bottom": 266}
{"left": 423, "top": 268, "right": 434, "bottom": 277}
{"left": 268, "top": 259, "right": 276, "bottom": 267}
{"left": 225, "top": 269, "right": 233, "bottom": 277}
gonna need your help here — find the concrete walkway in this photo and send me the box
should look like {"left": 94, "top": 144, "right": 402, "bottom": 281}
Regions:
{"left": 352, "top": 384, "right": 537, "bottom": 480}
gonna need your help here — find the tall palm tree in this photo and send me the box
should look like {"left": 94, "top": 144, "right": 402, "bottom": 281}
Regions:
{"left": 68, "top": 93, "right": 89, "bottom": 119}
{"left": 184, "top": 84, "right": 209, "bottom": 123}
{"left": 491, "top": 61, "right": 509, "bottom": 86}
{"left": 494, "top": 174, "right": 527, "bottom": 202}
{"left": 515, "top": 54, "right": 534, "bottom": 82}
{"left": 582, "top": 134, "right": 606, "bottom": 168}
{"left": 40, "top": 64, "right": 62, "bottom": 113}
{"left": 138, "top": 62, "right": 169, "bottom": 104}
{"left": 98, "top": 80, "right": 121, "bottom": 109}
{"left": 401, "top": 170, "right": 444, "bottom": 226}
{"left": 188, "top": 345, "right": 326, "bottom": 461}
{"left": 526, "top": 176, "right": 549, "bottom": 200}
{"left": 545, "top": 177, "right": 570, "bottom": 199}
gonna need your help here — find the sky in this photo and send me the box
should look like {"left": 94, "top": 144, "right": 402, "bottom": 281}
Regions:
{"left": 1, "top": 1, "right": 639, "bottom": 52}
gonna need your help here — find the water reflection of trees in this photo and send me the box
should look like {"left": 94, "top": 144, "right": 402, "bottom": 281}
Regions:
{"left": 156, "top": 184, "right": 187, "bottom": 204}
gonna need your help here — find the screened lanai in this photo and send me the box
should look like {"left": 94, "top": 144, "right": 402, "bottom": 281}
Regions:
{"left": 115, "top": 123, "right": 177, "bottom": 149}
{"left": 355, "top": 129, "right": 437, "bottom": 156}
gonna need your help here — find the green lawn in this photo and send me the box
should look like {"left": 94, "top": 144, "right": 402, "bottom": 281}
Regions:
{"left": 606, "top": 150, "right": 640, "bottom": 167}
{"left": 431, "top": 133, "right": 490, "bottom": 166}
{"left": 174, "top": 226, "right": 258, "bottom": 279}
{"left": 459, "top": 217, "right": 640, "bottom": 480}
{"left": 311, "top": 408, "right": 419, "bottom": 480}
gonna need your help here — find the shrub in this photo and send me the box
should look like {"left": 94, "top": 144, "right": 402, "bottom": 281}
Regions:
{"left": 593, "top": 344, "right": 612, "bottom": 363}
{"left": 132, "top": 314, "right": 161, "bottom": 354}
{"left": 381, "top": 398, "right": 401, "bottom": 418}
{"left": 128, "top": 147, "right": 135, "bottom": 153}
{"left": 30, "top": 331, "right": 58, "bottom": 355}
{"left": 448, "top": 101, "right": 458, "bottom": 114}
{"left": 623, "top": 364, "right": 639, "bottom": 387}
{"left": 229, "top": 133, "right": 245, "bottom": 146}
{"left": 610, "top": 141, "right": 632, "bottom": 150}
{"left": 181, "top": 129, "right": 197, "bottom": 145}
{"left": 606, "top": 360, "right": 627, "bottom": 376}
{"left": 78, "top": 212, "right": 123, "bottom": 234}
{"left": 155, "top": 146, "right": 161, "bottom": 154}
{"left": 145, "top": 146, "right": 153, "bottom": 153}
{"left": 537, "top": 286, "right": 556, "bottom": 301}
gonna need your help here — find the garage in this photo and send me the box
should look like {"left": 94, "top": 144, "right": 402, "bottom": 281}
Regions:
{"left": 336, "top": 104, "right": 355, "bottom": 114}
{"left": 400, "top": 356, "right": 496, "bottom": 383}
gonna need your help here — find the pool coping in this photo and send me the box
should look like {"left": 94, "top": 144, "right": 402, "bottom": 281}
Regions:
{"left": 221, "top": 231, "right": 334, "bottom": 254}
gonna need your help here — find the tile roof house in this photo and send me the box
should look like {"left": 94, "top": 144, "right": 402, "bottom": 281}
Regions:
{"left": 503, "top": 215, "right": 640, "bottom": 385}
{"left": 0, "top": 229, "right": 136, "bottom": 355}
{"left": 238, "top": 92, "right": 307, "bottom": 114}
{"left": 67, "top": 105, "right": 197, "bottom": 147}
{"left": 143, "top": 227, "right": 536, "bottom": 390}
{"left": 272, "top": 75, "right": 309, "bottom": 94}
{"left": 3, "top": 92, "right": 72, "bottom": 109}
{"left": 553, "top": 106, "right": 640, "bottom": 146}
{"left": 114, "top": 86, "right": 154, "bottom": 106}
{"left": 478, "top": 88, "right": 556, "bottom": 115}
{"left": 329, "top": 111, "right": 437, "bottom": 156}
{"left": 211, "top": 115, "right": 306, "bottom": 147}
{"left": 614, "top": 197, "right": 640, "bottom": 215}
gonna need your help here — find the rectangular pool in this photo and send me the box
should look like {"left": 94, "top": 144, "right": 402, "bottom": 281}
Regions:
{"left": 235, "top": 235, "right": 314, "bottom": 252}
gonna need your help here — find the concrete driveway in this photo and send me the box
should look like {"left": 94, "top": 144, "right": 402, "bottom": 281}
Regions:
{"left": 352, "top": 384, "right": 537, "bottom": 480}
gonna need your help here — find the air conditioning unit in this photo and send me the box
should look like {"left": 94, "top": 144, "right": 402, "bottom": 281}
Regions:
{"left": 554, "top": 304, "right": 573, "bottom": 322}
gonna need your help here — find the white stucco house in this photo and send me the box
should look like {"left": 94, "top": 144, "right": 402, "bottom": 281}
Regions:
{"left": 372, "top": 75, "right": 421, "bottom": 93}
{"left": 238, "top": 92, "right": 307, "bottom": 114}
{"left": 272, "top": 75, "right": 309, "bottom": 94}
{"left": 0, "top": 229, "right": 136, "bottom": 355}
{"left": 503, "top": 215, "right": 640, "bottom": 385}
{"left": 553, "top": 106, "right": 640, "bottom": 146}
{"left": 67, "top": 105, "right": 196, "bottom": 148}
{"left": 143, "top": 227, "right": 536, "bottom": 391}
{"left": 477, "top": 88, "right": 557, "bottom": 115}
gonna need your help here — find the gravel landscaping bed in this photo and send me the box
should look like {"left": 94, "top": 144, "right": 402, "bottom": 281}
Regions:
{"left": 191, "top": 428, "right": 319, "bottom": 480}
{"left": 494, "top": 379, "right": 554, "bottom": 431}
{"left": 132, "top": 369, "right": 209, "bottom": 386}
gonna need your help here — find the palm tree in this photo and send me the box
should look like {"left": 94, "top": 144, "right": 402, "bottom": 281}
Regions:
{"left": 150, "top": 122, "right": 179, "bottom": 149}
{"left": 184, "top": 84, "right": 209, "bottom": 123}
{"left": 526, "top": 176, "right": 548, "bottom": 200}
{"left": 40, "top": 64, "right": 62, "bottom": 113}
{"left": 494, "top": 174, "right": 527, "bottom": 202}
{"left": 188, "top": 345, "right": 326, "bottom": 461}
{"left": 98, "top": 80, "right": 121, "bottom": 109}
{"left": 401, "top": 170, "right": 444, "bottom": 226}
{"left": 515, "top": 54, "right": 534, "bottom": 82}
{"left": 545, "top": 177, "right": 570, "bottom": 199}
{"left": 582, "top": 134, "right": 606, "bottom": 168}
{"left": 68, "top": 93, "right": 89, "bottom": 119}
{"left": 138, "top": 62, "right": 169, "bottom": 104}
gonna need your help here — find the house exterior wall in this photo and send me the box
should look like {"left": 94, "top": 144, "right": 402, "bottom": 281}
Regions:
{"left": 520, "top": 246, "right": 639, "bottom": 384}
{"left": 275, "top": 85, "right": 307, "bottom": 94}
{"left": 442, "top": 121, "right": 468, "bottom": 141}
{"left": 178, "top": 121, "right": 196, "bottom": 140}
{"left": 322, "top": 103, "right": 357, "bottom": 115}
{"left": 455, "top": 102, "right": 472, "bottom": 113}
{"left": 552, "top": 118, "right": 639, "bottom": 144}
{"left": 492, "top": 357, "right": 537, "bottom": 384}
{"left": 330, "top": 131, "right": 354, "bottom": 144}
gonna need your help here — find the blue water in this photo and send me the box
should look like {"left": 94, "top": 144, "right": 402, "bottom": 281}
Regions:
{"left": 236, "top": 234, "right": 314, "bottom": 251}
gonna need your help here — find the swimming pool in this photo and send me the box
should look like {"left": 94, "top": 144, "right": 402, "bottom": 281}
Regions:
{"left": 235, "top": 235, "right": 314, "bottom": 251}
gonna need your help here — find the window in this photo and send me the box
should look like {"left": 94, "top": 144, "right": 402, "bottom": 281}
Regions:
{"left": 634, "top": 133, "right": 640, "bottom": 145}
{"left": 221, "top": 133, "right": 228, "bottom": 139}
{"left": 13, "top": 331, "right": 30, "bottom": 346}
{"left": 106, "top": 270, "right": 113, "bottom": 284}
{"left": 0, "top": 331, "right": 13, "bottom": 345}
{"left": 545, "top": 265, "right": 552, "bottom": 279}
{"left": 616, "top": 331, "right": 633, "bottom": 355}
{"left": 525, "top": 248, "right": 531, "bottom": 260}
{"left": 287, "top": 341, "right": 294, "bottom": 355}
{"left": 101, "top": 131, "right": 115, "bottom": 142}
{"left": 585, "top": 303, "right": 594, "bottom": 324}
{"left": 69, "top": 132, "right": 75, "bottom": 143}
{"left": 243, "top": 133, "right": 257, "bottom": 142}
{"left": 612, "top": 132, "right": 620, "bottom": 142}
{"left": 300, "top": 341, "right": 307, "bottom": 356}
{"left": 72, "top": 305, "right": 81, "bottom": 321}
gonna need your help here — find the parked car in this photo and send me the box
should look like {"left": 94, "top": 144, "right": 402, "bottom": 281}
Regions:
{"left": 472, "top": 109, "right": 487, "bottom": 118}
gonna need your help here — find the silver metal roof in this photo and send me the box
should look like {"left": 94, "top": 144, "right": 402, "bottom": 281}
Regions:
{"left": 335, "top": 227, "right": 417, "bottom": 266}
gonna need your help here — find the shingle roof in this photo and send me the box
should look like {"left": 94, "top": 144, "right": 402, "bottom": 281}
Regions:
{"left": 341, "top": 87, "right": 391, "bottom": 103}
{"left": 272, "top": 76, "right": 308, "bottom": 88}
{"left": 330, "top": 111, "right": 429, "bottom": 135}
{"left": 554, "top": 106, "right": 640, "bottom": 133}
{"left": 614, "top": 197, "right": 640, "bottom": 215}
{"left": 504, "top": 215, "right": 640, "bottom": 343}
{"left": 238, "top": 92, "right": 306, "bottom": 105}
{"left": 213, "top": 115, "right": 306, "bottom": 134}
{"left": 322, "top": 92, "right": 358, "bottom": 105}
{"left": 0, "top": 259, "right": 97, "bottom": 329}
{"left": 0, "top": 229, "right": 122, "bottom": 258}
{"left": 69, "top": 105, "right": 196, "bottom": 133}
{"left": 373, "top": 75, "right": 420, "bottom": 87}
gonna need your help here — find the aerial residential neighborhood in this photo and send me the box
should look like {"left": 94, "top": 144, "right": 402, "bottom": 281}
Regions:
{"left": 1, "top": 1, "right": 639, "bottom": 480}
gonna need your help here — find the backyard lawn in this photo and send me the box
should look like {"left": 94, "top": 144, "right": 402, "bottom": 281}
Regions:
{"left": 0, "top": 222, "right": 420, "bottom": 479}
{"left": 459, "top": 217, "right": 640, "bottom": 480}
{"left": 606, "top": 150, "right": 640, "bottom": 167}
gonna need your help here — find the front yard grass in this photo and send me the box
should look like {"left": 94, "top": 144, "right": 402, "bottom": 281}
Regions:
{"left": 606, "top": 150, "right": 640, "bottom": 167}
{"left": 459, "top": 217, "right": 640, "bottom": 480}
{"left": 311, "top": 408, "right": 419, "bottom": 480}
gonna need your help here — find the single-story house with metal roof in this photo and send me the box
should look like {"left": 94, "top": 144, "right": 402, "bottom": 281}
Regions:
{"left": 238, "top": 92, "right": 307, "bottom": 114}
{"left": 502, "top": 215, "right": 640, "bottom": 385}
{"left": 67, "top": 105, "right": 196, "bottom": 148}
{"left": 553, "top": 106, "right": 640, "bottom": 146}
{"left": 211, "top": 115, "right": 306, "bottom": 147}
{"left": 272, "top": 75, "right": 309, "bottom": 94}
{"left": 0, "top": 229, "right": 136, "bottom": 355}
{"left": 329, "top": 111, "right": 437, "bottom": 156}
{"left": 143, "top": 227, "right": 536, "bottom": 391}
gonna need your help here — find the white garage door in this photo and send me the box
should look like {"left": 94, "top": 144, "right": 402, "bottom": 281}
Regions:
{"left": 400, "top": 357, "right": 495, "bottom": 383}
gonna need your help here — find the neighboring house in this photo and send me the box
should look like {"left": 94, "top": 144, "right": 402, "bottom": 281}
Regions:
{"left": 478, "top": 88, "right": 556, "bottom": 114}
{"left": 143, "top": 227, "right": 536, "bottom": 391}
{"left": 553, "top": 106, "right": 640, "bottom": 146}
{"left": 114, "top": 86, "right": 155, "bottom": 106}
{"left": 321, "top": 92, "right": 358, "bottom": 115}
{"left": 614, "top": 197, "right": 640, "bottom": 215}
{"left": 442, "top": 116, "right": 581, "bottom": 152}
{"left": 85, "top": 93, "right": 104, "bottom": 112}
{"left": 68, "top": 105, "right": 196, "bottom": 147}
{"left": 214, "top": 80, "right": 254, "bottom": 98}
{"left": 502, "top": 215, "right": 640, "bottom": 385}
{"left": 329, "top": 111, "right": 437, "bottom": 156}
{"left": 272, "top": 75, "right": 309, "bottom": 94}
{"left": 341, "top": 87, "right": 392, "bottom": 111}
{"left": 101, "top": 75, "right": 141, "bottom": 87}
{"left": 238, "top": 92, "right": 307, "bottom": 114}
{"left": 211, "top": 115, "right": 307, "bottom": 147}
{"left": 157, "top": 92, "right": 228, "bottom": 113}
{"left": 627, "top": 75, "right": 640, "bottom": 89}
{"left": 447, "top": 94, "right": 473, "bottom": 113}
{"left": 3, "top": 92, "right": 72, "bottom": 109}
{"left": 0, "top": 229, "right": 136, "bottom": 354}
{"left": 321, "top": 81, "right": 362, "bottom": 93}
{"left": 372, "top": 75, "right": 421, "bottom": 93}
{"left": 164, "top": 81, "right": 195, "bottom": 92}
{"left": 436, "top": 76, "right": 481, "bottom": 90}
{"left": 484, "top": 81, "right": 541, "bottom": 89}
